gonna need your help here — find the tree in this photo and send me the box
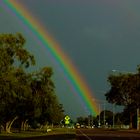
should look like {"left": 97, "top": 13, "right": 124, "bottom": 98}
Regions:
{"left": 100, "top": 110, "right": 113, "bottom": 126}
{"left": 0, "top": 33, "right": 35, "bottom": 133}
{"left": 77, "top": 117, "right": 86, "bottom": 125}
{"left": 30, "top": 67, "right": 64, "bottom": 127}
{"left": 0, "top": 33, "right": 35, "bottom": 70}
{"left": 0, "top": 33, "right": 64, "bottom": 132}
{"left": 105, "top": 67, "right": 140, "bottom": 128}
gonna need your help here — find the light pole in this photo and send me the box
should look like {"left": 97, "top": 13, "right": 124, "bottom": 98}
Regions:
{"left": 137, "top": 108, "right": 139, "bottom": 130}
{"left": 98, "top": 103, "right": 101, "bottom": 127}
{"left": 93, "top": 99, "right": 106, "bottom": 127}
{"left": 113, "top": 103, "right": 115, "bottom": 129}
{"left": 103, "top": 101, "right": 106, "bottom": 126}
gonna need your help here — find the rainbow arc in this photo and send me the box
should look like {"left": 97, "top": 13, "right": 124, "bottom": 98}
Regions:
{"left": 2, "top": 0, "right": 98, "bottom": 115}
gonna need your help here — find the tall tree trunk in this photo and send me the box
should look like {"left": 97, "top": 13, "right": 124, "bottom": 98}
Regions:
{"left": 0, "top": 125, "right": 2, "bottom": 133}
{"left": 6, "top": 121, "right": 11, "bottom": 133}
{"left": 130, "top": 113, "right": 133, "bottom": 129}
{"left": 6, "top": 116, "right": 18, "bottom": 133}
{"left": 21, "top": 121, "right": 24, "bottom": 131}
{"left": 24, "top": 119, "right": 28, "bottom": 131}
{"left": 21, "top": 119, "right": 28, "bottom": 131}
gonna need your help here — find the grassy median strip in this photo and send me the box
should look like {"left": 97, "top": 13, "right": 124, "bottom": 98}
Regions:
{"left": 0, "top": 128, "right": 76, "bottom": 139}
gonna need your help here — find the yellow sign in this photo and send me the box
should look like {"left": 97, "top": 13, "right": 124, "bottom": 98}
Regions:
{"left": 65, "top": 120, "right": 70, "bottom": 125}
{"left": 65, "top": 115, "right": 70, "bottom": 121}
{"left": 64, "top": 115, "right": 70, "bottom": 125}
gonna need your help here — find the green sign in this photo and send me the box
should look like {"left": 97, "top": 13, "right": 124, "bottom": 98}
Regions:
{"left": 64, "top": 115, "right": 70, "bottom": 125}
{"left": 65, "top": 120, "right": 70, "bottom": 125}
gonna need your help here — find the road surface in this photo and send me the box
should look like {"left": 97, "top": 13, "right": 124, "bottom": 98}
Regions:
{"left": 76, "top": 128, "right": 140, "bottom": 140}
{"left": 1, "top": 129, "right": 140, "bottom": 140}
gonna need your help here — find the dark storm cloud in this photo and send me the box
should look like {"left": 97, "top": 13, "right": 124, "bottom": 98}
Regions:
{"left": 1, "top": 0, "right": 140, "bottom": 119}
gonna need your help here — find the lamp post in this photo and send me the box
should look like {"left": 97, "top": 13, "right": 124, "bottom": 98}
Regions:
{"left": 113, "top": 103, "right": 115, "bottom": 129}
{"left": 137, "top": 108, "right": 139, "bottom": 130}
{"left": 98, "top": 103, "right": 101, "bottom": 127}
{"left": 103, "top": 101, "right": 106, "bottom": 126}
{"left": 93, "top": 99, "right": 106, "bottom": 127}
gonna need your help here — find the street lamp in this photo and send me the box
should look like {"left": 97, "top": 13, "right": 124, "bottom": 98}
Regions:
{"left": 113, "top": 103, "right": 115, "bottom": 129}
{"left": 98, "top": 103, "right": 101, "bottom": 127}
{"left": 92, "top": 99, "right": 106, "bottom": 127}
{"left": 137, "top": 108, "right": 139, "bottom": 131}
{"left": 103, "top": 101, "right": 106, "bottom": 126}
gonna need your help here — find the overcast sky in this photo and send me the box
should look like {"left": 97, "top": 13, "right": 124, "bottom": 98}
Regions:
{"left": 1, "top": 0, "right": 140, "bottom": 119}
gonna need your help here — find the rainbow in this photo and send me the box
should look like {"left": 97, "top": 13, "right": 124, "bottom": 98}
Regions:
{"left": 2, "top": 0, "right": 98, "bottom": 115}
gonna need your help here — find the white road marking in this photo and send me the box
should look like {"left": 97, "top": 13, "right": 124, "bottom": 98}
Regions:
{"left": 77, "top": 129, "right": 93, "bottom": 140}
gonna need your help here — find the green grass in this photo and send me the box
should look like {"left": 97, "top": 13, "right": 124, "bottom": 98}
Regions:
{"left": 50, "top": 127, "right": 75, "bottom": 134}
{"left": 0, "top": 128, "right": 76, "bottom": 139}
{"left": 0, "top": 131, "right": 47, "bottom": 138}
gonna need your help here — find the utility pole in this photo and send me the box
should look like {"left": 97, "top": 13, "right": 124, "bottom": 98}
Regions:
{"left": 92, "top": 98, "right": 106, "bottom": 127}
{"left": 99, "top": 104, "right": 101, "bottom": 127}
{"left": 103, "top": 102, "right": 106, "bottom": 126}
{"left": 137, "top": 108, "right": 139, "bottom": 130}
{"left": 88, "top": 115, "right": 90, "bottom": 127}
{"left": 113, "top": 103, "right": 115, "bottom": 128}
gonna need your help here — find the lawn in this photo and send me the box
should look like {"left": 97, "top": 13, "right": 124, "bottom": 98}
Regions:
{"left": 0, "top": 128, "right": 76, "bottom": 139}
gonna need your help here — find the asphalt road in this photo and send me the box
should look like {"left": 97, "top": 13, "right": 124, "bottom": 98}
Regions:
{"left": 76, "top": 129, "right": 140, "bottom": 140}
{"left": 1, "top": 129, "right": 140, "bottom": 140}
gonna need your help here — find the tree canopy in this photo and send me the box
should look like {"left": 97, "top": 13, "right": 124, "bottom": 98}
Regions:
{"left": 105, "top": 67, "right": 140, "bottom": 128}
{"left": 0, "top": 33, "right": 64, "bottom": 133}
{"left": 105, "top": 68, "right": 140, "bottom": 108}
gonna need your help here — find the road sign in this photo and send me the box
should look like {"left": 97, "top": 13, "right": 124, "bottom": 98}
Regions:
{"left": 65, "top": 115, "right": 70, "bottom": 121}
{"left": 65, "top": 120, "right": 70, "bottom": 125}
{"left": 64, "top": 115, "right": 70, "bottom": 125}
